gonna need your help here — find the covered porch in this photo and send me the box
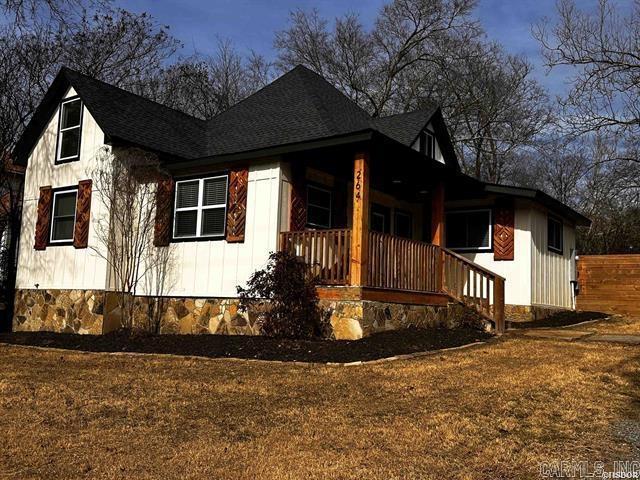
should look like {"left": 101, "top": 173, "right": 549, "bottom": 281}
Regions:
{"left": 277, "top": 139, "right": 505, "bottom": 333}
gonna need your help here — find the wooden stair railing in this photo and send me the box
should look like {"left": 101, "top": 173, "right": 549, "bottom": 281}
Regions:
{"left": 279, "top": 229, "right": 351, "bottom": 285}
{"left": 440, "top": 247, "right": 505, "bottom": 334}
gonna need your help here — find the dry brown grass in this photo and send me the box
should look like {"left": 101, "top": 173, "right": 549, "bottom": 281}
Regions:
{"left": 0, "top": 334, "right": 638, "bottom": 479}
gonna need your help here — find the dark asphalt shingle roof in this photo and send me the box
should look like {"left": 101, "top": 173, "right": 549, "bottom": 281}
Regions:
{"left": 14, "top": 65, "right": 439, "bottom": 164}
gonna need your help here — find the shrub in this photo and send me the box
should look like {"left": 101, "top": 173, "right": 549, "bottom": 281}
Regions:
{"left": 237, "top": 251, "right": 329, "bottom": 338}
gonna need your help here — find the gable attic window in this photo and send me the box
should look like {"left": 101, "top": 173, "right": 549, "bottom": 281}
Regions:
{"left": 548, "top": 216, "right": 563, "bottom": 254}
{"left": 419, "top": 130, "right": 435, "bottom": 159}
{"left": 56, "top": 98, "right": 83, "bottom": 163}
{"left": 50, "top": 188, "right": 78, "bottom": 243}
{"left": 445, "top": 209, "right": 492, "bottom": 251}
{"left": 173, "top": 175, "right": 228, "bottom": 240}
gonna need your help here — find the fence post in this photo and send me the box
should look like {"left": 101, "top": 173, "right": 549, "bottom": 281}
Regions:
{"left": 494, "top": 277, "right": 505, "bottom": 334}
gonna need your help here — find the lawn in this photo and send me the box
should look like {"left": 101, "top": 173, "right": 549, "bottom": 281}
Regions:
{"left": 0, "top": 329, "right": 638, "bottom": 479}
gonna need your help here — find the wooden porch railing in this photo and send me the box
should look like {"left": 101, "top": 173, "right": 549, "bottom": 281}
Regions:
{"left": 279, "top": 229, "right": 351, "bottom": 285}
{"left": 279, "top": 229, "right": 505, "bottom": 333}
{"left": 367, "top": 231, "right": 441, "bottom": 292}
{"left": 441, "top": 247, "right": 505, "bottom": 334}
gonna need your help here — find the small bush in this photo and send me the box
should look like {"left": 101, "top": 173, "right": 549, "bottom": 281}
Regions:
{"left": 237, "top": 251, "right": 329, "bottom": 338}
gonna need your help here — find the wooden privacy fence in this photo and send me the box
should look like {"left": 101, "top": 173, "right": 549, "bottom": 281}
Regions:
{"left": 279, "top": 229, "right": 352, "bottom": 285}
{"left": 367, "top": 231, "right": 441, "bottom": 292}
{"left": 577, "top": 254, "right": 640, "bottom": 316}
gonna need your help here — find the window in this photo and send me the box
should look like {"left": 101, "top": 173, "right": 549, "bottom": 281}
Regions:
{"left": 371, "top": 203, "right": 390, "bottom": 234}
{"left": 50, "top": 189, "right": 78, "bottom": 243}
{"left": 445, "top": 209, "right": 492, "bottom": 251}
{"left": 173, "top": 175, "right": 228, "bottom": 240}
{"left": 548, "top": 216, "right": 563, "bottom": 253}
{"left": 394, "top": 210, "right": 413, "bottom": 238}
{"left": 306, "top": 185, "right": 332, "bottom": 228}
{"left": 419, "top": 130, "right": 435, "bottom": 159}
{"left": 56, "top": 98, "right": 83, "bottom": 163}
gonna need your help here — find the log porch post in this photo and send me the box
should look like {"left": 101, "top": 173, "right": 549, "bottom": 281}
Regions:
{"left": 350, "top": 151, "right": 370, "bottom": 286}
{"left": 430, "top": 181, "right": 445, "bottom": 246}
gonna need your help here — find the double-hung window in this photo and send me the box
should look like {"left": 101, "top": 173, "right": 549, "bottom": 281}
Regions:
{"left": 50, "top": 188, "right": 78, "bottom": 243}
{"left": 56, "top": 98, "right": 83, "bottom": 163}
{"left": 445, "top": 209, "right": 492, "bottom": 251}
{"left": 173, "top": 175, "right": 228, "bottom": 240}
{"left": 548, "top": 216, "right": 563, "bottom": 254}
{"left": 419, "top": 130, "right": 435, "bottom": 159}
{"left": 306, "top": 185, "right": 332, "bottom": 229}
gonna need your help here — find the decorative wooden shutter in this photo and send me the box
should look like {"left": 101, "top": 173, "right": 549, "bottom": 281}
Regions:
{"left": 289, "top": 163, "right": 306, "bottom": 231}
{"left": 226, "top": 167, "right": 249, "bottom": 243}
{"left": 494, "top": 199, "right": 515, "bottom": 261}
{"left": 34, "top": 186, "right": 53, "bottom": 250}
{"left": 73, "top": 179, "right": 92, "bottom": 249}
{"left": 154, "top": 178, "right": 174, "bottom": 247}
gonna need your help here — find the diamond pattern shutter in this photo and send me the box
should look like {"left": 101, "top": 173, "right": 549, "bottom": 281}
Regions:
{"left": 73, "top": 179, "right": 92, "bottom": 249}
{"left": 154, "top": 178, "right": 174, "bottom": 247}
{"left": 34, "top": 186, "right": 53, "bottom": 250}
{"left": 226, "top": 167, "right": 249, "bottom": 243}
{"left": 494, "top": 200, "right": 514, "bottom": 261}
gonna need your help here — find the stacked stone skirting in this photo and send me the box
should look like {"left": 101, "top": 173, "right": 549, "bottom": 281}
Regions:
{"left": 504, "top": 304, "right": 571, "bottom": 323}
{"left": 14, "top": 289, "right": 105, "bottom": 334}
{"left": 14, "top": 288, "right": 490, "bottom": 339}
{"left": 321, "top": 299, "right": 490, "bottom": 340}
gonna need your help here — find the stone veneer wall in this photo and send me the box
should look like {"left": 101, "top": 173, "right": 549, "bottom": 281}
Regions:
{"left": 322, "top": 299, "right": 490, "bottom": 340}
{"left": 504, "top": 304, "right": 571, "bottom": 323}
{"left": 13, "top": 288, "right": 491, "bottom": 339}
{"left": 14, "top": 289, "right": 105, "bottom": 334}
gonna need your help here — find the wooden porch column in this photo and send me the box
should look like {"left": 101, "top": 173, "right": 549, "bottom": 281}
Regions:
{"left": 350, "top": 151, "right": 370, "bottom": 286}
{"left": 430, "top": 181, "right": 445, "bottom": 246}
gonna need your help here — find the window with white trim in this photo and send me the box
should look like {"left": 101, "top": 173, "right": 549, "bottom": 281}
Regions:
{"left": 419, "top": 130, "right": 435, "bottom": 159}
{"left": 306, "top": 185, "right": 332, "bottom": 228}
{"left": 56, "top": 98, "right": 83, "bottom": 163}
{"left": 548, "top": 216, "right": 563, "bottom": 254}
{"left": 50, "top": 189, "right": 78, "bottom": 243}
{"left": 445, "top": 209, "right": 492, "bottom": 251}
{"left": 173, "top": 175, "right": 228, "bottom": 239}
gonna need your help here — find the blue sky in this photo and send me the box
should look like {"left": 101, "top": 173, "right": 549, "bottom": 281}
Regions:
{"left": 110, "top": 0, "right": 594, "bottom": 96}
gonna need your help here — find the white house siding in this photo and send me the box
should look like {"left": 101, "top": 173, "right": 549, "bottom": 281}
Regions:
{"left": 15, "top": 87, "right": 110, "bottom": 291}
{"left": 530, "top": 207, "right": 576, "bottom": 309}
{"left": 138, "top": 161, "right": 283, "bottom": 298}
{"left": 450, "top": 200, "right": 533, "bottom": 307}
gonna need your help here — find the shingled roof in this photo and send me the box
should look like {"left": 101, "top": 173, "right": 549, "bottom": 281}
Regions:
{"left": 14, "top": 65, "right": 443, "bottom": 165}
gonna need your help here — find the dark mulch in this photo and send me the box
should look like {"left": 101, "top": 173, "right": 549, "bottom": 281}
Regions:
{"left": 508, "top": 310, "right": 608, "bottom": 330}
{"left": 0, "top": 327, "right": 492, "bottom": 363}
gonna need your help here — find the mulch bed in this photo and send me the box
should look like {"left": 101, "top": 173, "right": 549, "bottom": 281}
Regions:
{"left": 0, "top": 327, "right": 492, "bottom": 363}
{"left": 508, "top": 310, "right": 608, "bottom": 330}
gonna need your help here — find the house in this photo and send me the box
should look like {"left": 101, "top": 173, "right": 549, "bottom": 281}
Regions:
{"left": 10, "top": 66, "right": 590, "bottom": 339}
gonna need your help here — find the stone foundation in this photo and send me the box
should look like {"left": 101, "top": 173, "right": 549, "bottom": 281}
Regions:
{"left": 505, "top": 304, "right": 573, "bottom": 323}
{"left": 321, "top": 299, "right": 490, "bottom": 340}
{"left": 13, "top": 289, "right": 105, "bottom": 334}
{"left": 13, "top": 288, "right": 491, "bottom": 339}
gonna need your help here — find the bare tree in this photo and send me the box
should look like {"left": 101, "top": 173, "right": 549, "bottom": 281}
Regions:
{"left": 91, "top": 147, "right": 170, "bottom": 331}
{"left": 274, "top": 2, "right": 550, "bottom": 182}
{"left": 534, "top": 0, "right": 640, "bottom": 141}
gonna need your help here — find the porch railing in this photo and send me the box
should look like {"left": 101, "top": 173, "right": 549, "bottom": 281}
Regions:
{"left": 368, "top": 231, "right": 441, "bottom": 292}
{"left": 279, "top": 229, "right": 351, "bottom": 285}
{"left": 278, "top": 229, "right": 505, "bottom": 333}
